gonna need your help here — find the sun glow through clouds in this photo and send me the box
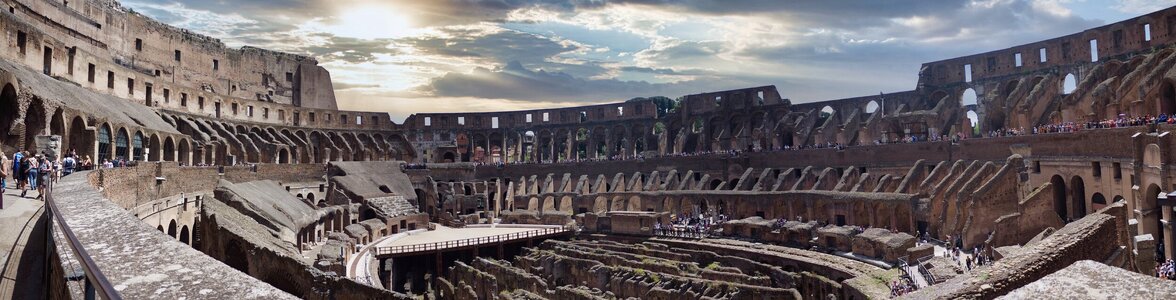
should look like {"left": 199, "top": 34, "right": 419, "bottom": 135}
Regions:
{"left": 315, "top": 2, "right": 416, "bottom": 40}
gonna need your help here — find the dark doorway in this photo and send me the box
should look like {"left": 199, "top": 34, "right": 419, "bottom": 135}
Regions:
{"left": 43, "top": 47, "right": 52, "bottom": 75}
{"left": 1162, "top": 81, "right": 1176, "bottom": 115}
{"left": 0, "top": 84, "right": 17, "bottom": 147}
{"left": 1070, "top": 176, "right": 1087, "bottom": 219}
{"left": 1051, "top": 175, "right": 1067, "bottom": 222}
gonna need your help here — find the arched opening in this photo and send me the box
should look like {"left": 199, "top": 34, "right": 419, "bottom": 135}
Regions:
{"left": 163, "top": 137, "right": 176, "bottom": 161}
{"left": 1091, "top": 193, "right": 1107, "bottom": 211}
{"left": 0, "top": 84, "right": 18, "bottom": 147}
{"left": 97, "top": 124, "right": 112, "bottom": 162}
{"left": 1050, "top": 175, "right": 1067, "bottom": 222}
{"left": 865, "top": 100, "right": 879, "bottom": 113}
{"left": 962, "top": 88, "right": 978, "bottom": 106}
{"left": 277, "top": 148, "right": 289, "bottom": 164}
{"left": 1070, "top": 176, "right": 1086, "bottom": 220}
{"left": 179, "top": 226, "right": 190, "bottom": 244}
{"left": 22, "top": 98, "right": 46, "bottom": 150}
{"left": 177, "top": 139, "right": 190, "bottom": 165}
{"left": 442, "top": 151, "right": 455, "bottom": 163}
{"left": 157, "top": 225, "right": 164, "bottom": 233}
{"left": 1161, "top": 81, "right": 1176, "bottom": 115}
{"left": 167, "top": 219, "right": 178, "bottom": 238}
{"left": 132, "top": 131, "right": 145, "bottom": 161}
{"left": 1145, "top": 184, "right": 1164, "bottom": 259}
{"left": 966, "top": 110, "right": 980, "bottom": 136}
{"left": 930, "top": 90, "right": 948, "bottom": 105}
{"left": 819, "top": 106, "right": 835, "bottom": 121}
{"left": 709, "top": 179, "right": 723, "bottom": 190}
{"left": 148, "top": 134, "right": 161, "bottom": 161}
{"left": 1062, "top": 73, "right": 1077, "bottom": 94}
{"left": 67, "top": 116, "right": 91, "bottom": 159}
{"left": 114, "top": 128, "right": 129, "bottom": 161}
{"left": 50, "top": 109, "right": 65, "bottom": 138}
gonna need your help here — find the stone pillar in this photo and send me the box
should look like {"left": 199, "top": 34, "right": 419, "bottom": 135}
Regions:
{"left": 1165, "top": 205, "right": 1174, "bottom": 260}
{"left": 1134, "top": 234, "right": 1156, "bottom": 274}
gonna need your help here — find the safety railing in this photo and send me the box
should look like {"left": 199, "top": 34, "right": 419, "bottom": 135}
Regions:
{"left": 373, "top": 227, "right": 569, "bottom": 256}
{"left": 45, "top": 177, "right": 123, "bottom": 300}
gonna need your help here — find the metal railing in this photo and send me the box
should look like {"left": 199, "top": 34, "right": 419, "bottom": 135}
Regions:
{"left": 373, "top": 227, "right": 569, "bottom": 256}
{"left": 915, "top": 254, "right": 936, "bottom": 284}
{"left": 45, "top": 177, "right": 123, "bottom": 300}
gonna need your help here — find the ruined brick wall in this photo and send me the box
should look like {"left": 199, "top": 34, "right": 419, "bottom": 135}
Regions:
{"left": 908, "top": 213, "right": 1119, "bottom": 299}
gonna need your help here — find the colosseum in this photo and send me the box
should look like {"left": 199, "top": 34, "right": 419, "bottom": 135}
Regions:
{"left": 2, "top": 0, "right": 1176, "bottom": 299}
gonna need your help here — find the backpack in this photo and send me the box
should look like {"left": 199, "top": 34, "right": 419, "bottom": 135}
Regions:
{"left": 63, "top": 157, "right": 76, "bottom": 170}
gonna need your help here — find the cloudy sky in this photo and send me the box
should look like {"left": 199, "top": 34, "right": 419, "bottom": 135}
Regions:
{"left": 121, "top": 0, "right": 1175, "bottom": 122}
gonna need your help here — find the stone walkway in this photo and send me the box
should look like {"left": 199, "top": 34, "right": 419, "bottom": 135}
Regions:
{"left": 0, "top": 183, "right": 47, "bottom": 300}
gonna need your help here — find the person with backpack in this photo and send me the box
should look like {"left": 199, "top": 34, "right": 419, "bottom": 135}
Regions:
{"left": 61, "top": 154, "right": 76, "bottom": 177}
{"left": 19, "top": 152, "right": 33, "bottom": 198}
{"left": 12, "top": 149, "right": 23, "bottom": 191}
{"left": 37, "top": 155, "right": 51, "bottom": 200}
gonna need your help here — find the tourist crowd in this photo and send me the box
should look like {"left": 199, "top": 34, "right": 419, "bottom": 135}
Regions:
{"left": 890, "top": 276, "right": 917, "bottom": 297}
{"left": 942, "top": 234, "right": 993, "bottom": 272}
{"left": 1, "top": 148, "right": 90, "bottom": 203}
{"left": 1156, "top": 259, "right": 1176, "bottom": 280}
{"left": 653, "top": 212, "right": 728, "bottom": 238}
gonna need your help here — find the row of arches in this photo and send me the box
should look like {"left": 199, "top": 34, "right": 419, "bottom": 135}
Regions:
{"left": 157, "top": 219, "right": 192, "bottom": 245}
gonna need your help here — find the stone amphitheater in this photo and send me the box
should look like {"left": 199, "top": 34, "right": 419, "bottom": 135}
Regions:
{"left": 1, "top": 1, "right": 1176, "bottom": 299}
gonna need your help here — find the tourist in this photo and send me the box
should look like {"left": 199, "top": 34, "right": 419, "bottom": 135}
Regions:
{"left": 25, "top": 154, "right": 39, "bottom": 199}
{"left": 61, "top": 154, "right": 76, "bottom": 177}
{"left": 0, "top": 150, "right": 7, "bottom": 193}
{"left": 102, "top": 159, "right": 114, "bottom": 169}
{"left": 81, "top": 155, "right": 93, "bottom": 171}
{"left": 37, "top": 155, "right": 52, "bottom": 200}
{"left": 12, "top": 149, "right": 23, "bottom": 191}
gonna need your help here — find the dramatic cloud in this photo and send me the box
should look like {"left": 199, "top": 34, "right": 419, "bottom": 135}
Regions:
{"left": 120, "top": 0, "right": 1148, "bottom": 122}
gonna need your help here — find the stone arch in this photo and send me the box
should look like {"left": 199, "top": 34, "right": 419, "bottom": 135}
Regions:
{"left": 1091, "top": 193, "right": 1107, "bottom": 211}
{"left": 168, "top": 219, "right": 178, "bottom": 238}
{"left": 50, "top": 108, "right": 65, "bottom": 138}
{"left": 966, "top": 110, "right": 980, "bottom": 134}
{"left": 0, "top": 83, "right": 17, "bottom": 147}
{"left": 148, "top": 134, "right": 162, "bottom": 161}
{"left": 97, "top": 123, "right": 112, "bottom": 162}
{"left": 179, "top": 226, "right": 190, "bottom": 244}
{"left": 962, "top": 88, "right": 978, "bottom": 107}
{"left": 819, "top": 106, "right": 835, "bottom": 121}
{"left": 163, "top": 136, "right": 176, "bottom": 161}
{"left": 132, "top": 131, "right": 145, "bottom": 161}
{"left": 23, "top": 97, "right": 46, "bottom": 150}
{"left": 177, "top": 138, "right": 191, "bottom": 165}
{"left": 1160, "top": 80, "right": 1176, "bottom": 115}
{"left": 1050, "top": 175, "right": 1067, "bottom": 222}
{"left": 1070, "top": 175, "right": 1086, "bottom": 220}
{"left": 67, "top": 116, "right": 92, "bottom": 159}
{"left": 1062, "top": 73, "right": 1077, "bottom": 94}
{"left": 277, "top": 148, "right": 290, "bottom": 164}
{"left": 929, "top": 90, "right": 949, "bottom": 106}
{"left": 1144, "top": 184, "right": 1164, "bottom": 257}
{"left": 114, "top": 128, "right": 129, "bottom": 160}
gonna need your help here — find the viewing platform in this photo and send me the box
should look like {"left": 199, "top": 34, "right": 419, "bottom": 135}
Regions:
{"left": 372, "top": 224, "right": 572, "bottom": 258}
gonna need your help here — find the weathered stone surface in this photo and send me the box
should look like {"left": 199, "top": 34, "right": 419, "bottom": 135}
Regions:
{"left": 999, "top": 260, "right": 1176, "bottom": 299}
{"left": 52, "top": 171, "right": 297, "bottom": 299}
